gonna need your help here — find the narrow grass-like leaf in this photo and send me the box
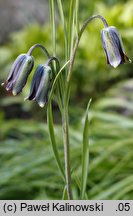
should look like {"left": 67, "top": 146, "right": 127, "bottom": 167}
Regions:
{"left": 62, "top": 185, "right": 68, "bottom": 200}
{"left": 56, "top": 0, "right": 68, "bottom": 61}
{"left": 75, "top": 0, "right": 79, "bottom": 37}
{"left": 47, "top": 102, "right": 65, "bottom": 181}
{"left": 68, "top": 0, "right": 76, "bottom": 56}
{"left": 47, "top": 61, "right": 69, "bottom": 183}
{"left": 49, "top": 0, "right": 56, "bottom": 57}
{"left": 80, "top": 99, "right": 92, "bottom": 199}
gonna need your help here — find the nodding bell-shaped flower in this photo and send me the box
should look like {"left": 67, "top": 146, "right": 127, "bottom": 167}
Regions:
{"left": 2, "top": 54, "right": 34, "bottom": 95}
{"left": 25, "top": 64, "right": 52, "bottom": 108}
{"left": 101, "top": 26, "right": 131, "bottom": 68}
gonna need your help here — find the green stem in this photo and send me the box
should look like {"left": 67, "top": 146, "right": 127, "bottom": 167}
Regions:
{"left": 62, "top": 106, "right": 72, "bottom": 200}
{"left": 27, "top": 43, "right": 50, "bottom": 58}
{"left": 54, "top": 0, "right": 73, "bottom": 199}
{"left": 60, "top": 1, "right": 77, "bottom": 199}
{"left": 49, "top": 0, "right": 56, "bottom": 57}
{"left": 68, "top": 0, "right": 75, "bottom": 57}
{"left": 67, "top": 14, "right": 108, "bottom": 81}
{"left": 47, "top": 61, "right": 70, "bottom": 184}
{"left": 57, "top": 0, "right": 68, "bottom": 61}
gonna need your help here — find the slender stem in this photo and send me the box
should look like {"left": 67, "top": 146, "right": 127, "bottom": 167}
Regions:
{"left": 45, "top": 56, "right": 60, "bottom": 68}
{"left": 68, "top": 0, "right": 75, "bottom": 57}
{"left": 50, "top": 0, "right": 73, "bottom": 199}
{"left": 47, "top": 60, "right": 72, "bottom": 199}
{"left": 67, "top": 15, "right": 108, "bottom": 81}
{"left": 49, "top": 0, "right": 56, "bottom": 57}
{"left": 48, "top": 63, "right": 71, "bottom": 198}
{"left": 27, "top": 43, "right": 50, "bottom": 58}
{"left": 60, "top": 0, "right": 77, "bottom": 200}
{"left": 57, "top": 0, "right": 68, "bottom": 61}
{"left": 62, "top": 107, "right": 72, "bottom": 200}
{"left": 47, "top": 61, "right": 70, "bottom": 187}
{"left": 49, "top": 1, "right": 72, "bottom": 200}
{"left": 79, "top": 15, "right": 108, "bottom": 37}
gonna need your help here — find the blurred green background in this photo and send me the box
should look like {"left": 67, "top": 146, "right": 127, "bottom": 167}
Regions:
{"left": 0, "top": 0, "right": 133, "bottom": 199}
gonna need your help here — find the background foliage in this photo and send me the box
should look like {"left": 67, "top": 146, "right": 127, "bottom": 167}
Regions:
{"left": 0, "top": 0, "right": 133, "bottom": 199}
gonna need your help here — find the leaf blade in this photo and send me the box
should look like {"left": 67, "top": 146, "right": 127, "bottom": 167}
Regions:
{"left": 80, "top": 99, "right": 92, "bottom": 199}
{"left": 47, "top": 102, "right": 65, "bottom": 181}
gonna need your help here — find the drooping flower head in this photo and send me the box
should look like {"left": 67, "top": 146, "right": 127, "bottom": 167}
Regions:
{"left": 101, "top": 26, "right": 131, "bottom": 68}
{"left": 2, "top": 53, "right": 34, "bottom": 95}
{"left": 25, "top": 64, "right": 52, "bottom": 107}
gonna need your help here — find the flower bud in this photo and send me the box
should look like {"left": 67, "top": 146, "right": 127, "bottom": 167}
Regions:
{"left": 25, "top": 64, "right": 52, "bottom": 107}
{"left": 2, "top": 54, "right": 34, "bottom": 95}
{"left": 101, "top": 26, "right": 131, "bottom": 68}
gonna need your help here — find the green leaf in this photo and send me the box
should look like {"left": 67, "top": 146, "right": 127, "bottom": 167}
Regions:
{"left": 46, "top": 61, "right": 70, "bottom": 183}
{"left": 47, "top": 102, "right": 65, "bottom": 181}
{"left": 80, "top": 98, "right": 92, "bottom": 199}
{"left": 62, "top": 185, "right": 68, "bottom": 200}
{"left": 56, "top": 0, "right": 68, "bottom": 60}
{"left": 75, "top": 0, "right": 79, "bottom": 37}
{"left": 68, "top": 0, "right": 76, "bottom": 56}
{"left": 49, "top": 0, "right": 56, "bottom": 56}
